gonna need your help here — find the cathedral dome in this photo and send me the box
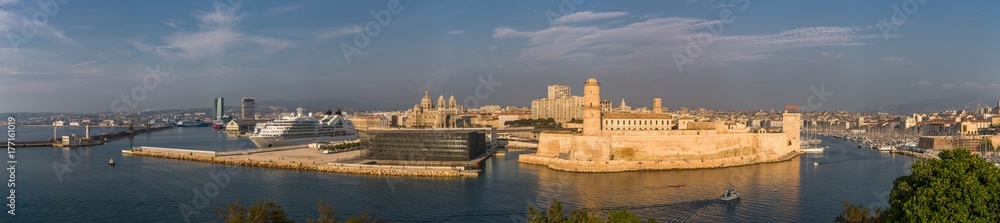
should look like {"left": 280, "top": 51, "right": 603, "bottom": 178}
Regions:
{"left": 420, "top": 90, "right": 433, "bottom": 109}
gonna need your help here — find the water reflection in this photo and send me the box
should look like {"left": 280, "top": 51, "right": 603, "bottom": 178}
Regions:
{"left": 528, "top": 152, "right": 801, "bottom": 222}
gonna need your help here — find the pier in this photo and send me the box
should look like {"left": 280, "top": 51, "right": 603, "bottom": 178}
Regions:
{"left": 15, "top": 125, "right": 173, "bottom": 148}
{"left": 123, "top": 145, "right": 483, "bottom": 177}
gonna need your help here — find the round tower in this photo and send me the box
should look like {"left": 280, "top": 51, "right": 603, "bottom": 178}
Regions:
{"left": 583, "top": 78, "right": 602, "bottom": 136}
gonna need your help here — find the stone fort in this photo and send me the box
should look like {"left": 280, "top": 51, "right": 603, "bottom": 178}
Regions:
{"left": 519, "top": 78, "right": 802, "bottom": 172}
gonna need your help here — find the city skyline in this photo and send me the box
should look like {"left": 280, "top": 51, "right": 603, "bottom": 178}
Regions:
{"left": 2, "top": 0, "right": 1000, "bottom": 113}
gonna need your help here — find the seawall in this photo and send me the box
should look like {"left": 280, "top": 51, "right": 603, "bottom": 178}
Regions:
{"left": 519, "top": 151, "right": 802, "bottom": 172}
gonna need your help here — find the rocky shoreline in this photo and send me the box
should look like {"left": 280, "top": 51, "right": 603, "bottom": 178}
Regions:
{"left": 122, "top": 150, "right": 477, "bottom": 177}
{"left": 890, "top": 149, "right": 938, "bottom": 159}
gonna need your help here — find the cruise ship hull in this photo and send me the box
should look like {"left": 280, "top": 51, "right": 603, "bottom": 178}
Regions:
{"left": 250, "top": 135, "right": 359, "bottom": 148}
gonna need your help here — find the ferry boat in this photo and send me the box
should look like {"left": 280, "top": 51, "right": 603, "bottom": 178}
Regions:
{"left": 175, "top": 120, "right": 209, "bottom": 127}
{"left": 212, "top": 120, "right": 225, "bottom": 130}
{"left": 249, "top": 108, "right": 358, "bottom": 148}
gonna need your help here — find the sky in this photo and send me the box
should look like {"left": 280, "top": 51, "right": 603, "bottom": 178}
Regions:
{"left": 1, "top": 0, "right": 999, "bottom": 113}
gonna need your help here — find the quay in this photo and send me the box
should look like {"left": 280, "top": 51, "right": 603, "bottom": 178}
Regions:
{"left": 122, "top": 145, "right": 484, "bottom": 177}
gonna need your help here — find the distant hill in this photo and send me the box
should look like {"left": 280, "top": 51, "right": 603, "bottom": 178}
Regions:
{"left": 861, "top": 95, "right": 999, "bottom": 114}
{"left": 255, "top": 98, "right": 408, "bottom": 112}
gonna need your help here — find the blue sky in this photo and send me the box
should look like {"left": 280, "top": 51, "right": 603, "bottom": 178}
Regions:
{"left": 1, "top": 0, "right": 999, "bottom": 113}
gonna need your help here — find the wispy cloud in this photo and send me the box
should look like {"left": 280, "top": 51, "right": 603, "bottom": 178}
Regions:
{"left": 941, "top": 83, "right": 955, "bottom": 89}
{"left": 552, "top": 11, "right": 628, "bottom": 25}
{"left": 0, "top": 8, "right": 78, "bottom": 47}
{"left": 0, "top": 0, "right": 17, "bottom": 6}
{"left": 494, "top": 17, "right": 874, "bottom": 66}
{"left": 74, "top": 61, "right": 97, "bottom": 66}
{"left": 821, "top": 52, "right": 843, "bottom": 59}
{"left": 164, "top": 18, "right": 182, "bottom": 29}
{"left": 316, "top": 26, "right": 361, "bottom": 40}
{"left": 267, "top": 6, "right": 299, "bottom": 15}
{"left": 881, "top": 57, "right": 912, "bottom": 64}
{"left": 910, "top": 80, "right": 932, "bottom": 86}
{"left": 138, "top": 2, "right": 292, "bottom": 60}
{"left": 962, "top": 82, "right": 1000, "bottom": 90}
{"left": 0, "top": 10, "right": 15, "bottom": 31}
{"left": 446, "top": 30, "right": 464, "bottom": 35}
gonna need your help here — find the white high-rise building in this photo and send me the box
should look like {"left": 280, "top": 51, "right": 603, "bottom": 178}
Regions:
{"left": 532, "top": 85, "right": 583, "bottom": 123}
{"left": 547, "top": 85, "right": 571, "bottom": 99}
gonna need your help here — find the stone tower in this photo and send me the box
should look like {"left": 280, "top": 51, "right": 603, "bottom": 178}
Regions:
{"left": 782, "top": 107, "right": 801, "bottom": 152}
{"left": 653, "top": 98, "right": 662, "bottom": 114}
{"left": 583, "top": 78, "right": 602, "bottom": 136}
{"left": 437, "top": 95, "right": 446, "bottom": 109}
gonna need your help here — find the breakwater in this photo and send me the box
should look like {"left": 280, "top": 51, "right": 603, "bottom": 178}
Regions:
{"left": 122, "top": 149, "right": 477, "bottom": 177}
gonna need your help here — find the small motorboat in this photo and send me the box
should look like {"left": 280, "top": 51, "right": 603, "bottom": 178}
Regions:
{"left": 800, "top": 146, "right": 826, "bottom": 153}
{"left": 877, "top": 145, "right": 893, "bottom": 152}
{"left": 109, "top": 158, "right": 115, "bottom": 166}
{"left": 720, "top": 187, "right": 740, "bottom": 201}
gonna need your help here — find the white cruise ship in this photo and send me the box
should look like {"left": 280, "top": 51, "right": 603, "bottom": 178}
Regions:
{"left": 249, "top": 108, "right": 359, "bottom": 148}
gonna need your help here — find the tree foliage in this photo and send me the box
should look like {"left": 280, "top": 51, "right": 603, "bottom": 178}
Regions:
{"left": 837, "top": 201, "right": 885, "bottom": 223}
{"left": 842, "top": 148, "right": 1000, "bottom": 222}
{"left": 217, "top": 200, "right": 383, "bottom": 223}
{"left": 527, "top": 199, "right": 657, "bottom": 223}
{"left": 216, "top": 200, "right": 293, "bottom": 223}
{"left": 505, "top": 118, "right": 558, "bottom": 128}
{"left": 887, "top": 148, "right": 1000, "bottom": 222}
{"left": 320, "top": 141, "right": 364, "bottom": 152}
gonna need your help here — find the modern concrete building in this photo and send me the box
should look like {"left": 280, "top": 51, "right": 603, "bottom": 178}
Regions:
{"left": 241, "top": 96, "right": 255, "bottom": 120}
{"left": 361, "top": 128, "right": 496, "bottom": 162}
{"left": 531, "top": 85, "right": 584, "bottom": 123}
{"left": 548, "top": 85, "right": 571, "bottom": 100}
{"left": 213, "top": 97, "right": 224, "bottom": 120}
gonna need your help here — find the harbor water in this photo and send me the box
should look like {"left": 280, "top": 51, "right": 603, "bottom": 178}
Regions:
{"left": 14, "top": 126, "right": 915, "bottom": 222}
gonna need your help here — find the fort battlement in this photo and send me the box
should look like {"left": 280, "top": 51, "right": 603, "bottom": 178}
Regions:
{"left": 519, "top": 78, "right": 801, "bottom": 172}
